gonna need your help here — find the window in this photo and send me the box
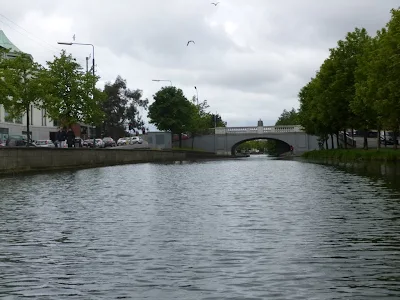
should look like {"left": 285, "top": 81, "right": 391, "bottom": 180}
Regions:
{"left": 4, "top": 110, "right": 13, "bottom": 123}
{"left": 15, "top": 115, "right": 23, "bottom": 124}
{"left": 30, "top": 105, "right": 33, "bottom": 125}
{"left": 41, "top": 109, "right": 47, "bottom": 126}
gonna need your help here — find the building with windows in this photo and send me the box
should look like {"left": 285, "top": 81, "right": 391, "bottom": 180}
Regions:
{"left": 0, "top": 30, "right": 58, "bottom": 142}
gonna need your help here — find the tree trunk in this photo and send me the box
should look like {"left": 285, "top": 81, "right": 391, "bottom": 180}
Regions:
{"left": 179, "top": 133, "right": 182, "bottom": 148}
{"left": 191, "top": 135, "right": 195, "bottom": 149}
{"left": 325, "top": 139, "right": 328, "bottom": 150}
{"left": 26, "top": 104, "right": 30, "bottom": 146}
{"left": 343, "top": 129, "right": 347, "bottom": 149}
{"left": 394, "top": 131, "right": 398, "bottom": 150}
{"left": 384, "top": 130, "right": 387, "bottom": 148}
{"left": 377, "top": 126, "right": 381, "bottom": 149}
{"left": 330, "top": 134, "right": 334, "bottom": 149}
{"left": 336, "top": 131, "right": 340, "bottom": 149}
{"left": 363, "top": 130, "right": 368, "bottom": 150}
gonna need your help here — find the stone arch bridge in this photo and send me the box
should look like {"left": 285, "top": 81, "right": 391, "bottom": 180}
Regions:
{"left": 177, "top": 125, "right": 325, "bottom": 155}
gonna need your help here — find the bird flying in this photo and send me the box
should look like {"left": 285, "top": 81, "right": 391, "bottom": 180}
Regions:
{"left": 187, "top": 40, "right": 195, "bottom": 46}
{"left": 211, "top": 2, "right": 219, "bottom": 5}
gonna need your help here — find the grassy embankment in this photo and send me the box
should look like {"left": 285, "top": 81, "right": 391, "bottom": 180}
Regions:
{"left": 302, "top": 149, "right": 400, "bottom": 162}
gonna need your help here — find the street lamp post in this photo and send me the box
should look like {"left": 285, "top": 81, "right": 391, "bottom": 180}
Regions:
{"left": 58, "top": 42, "right": 96, "bottom": 149}
{"left": 214, "top": 111, "right": 217, "bottom": 153}
{"left": 194, "top": 86, "right": 199, "bottom": 106}
{"left": 152, "top": 79, "right": 172, "bottom": 86}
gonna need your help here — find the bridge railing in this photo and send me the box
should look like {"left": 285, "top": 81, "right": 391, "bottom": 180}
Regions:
{"left": 214, "top": 125, "right": 304, "bottom": 134}
{"left": 263, "top": 126, "right": 303, "bottom": 133}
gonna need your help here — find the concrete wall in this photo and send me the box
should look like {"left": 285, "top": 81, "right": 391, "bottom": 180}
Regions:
{"left": 0, "top": 148, "right": 187, "bottom": 175}
{"left": 147, "top": 132, "right": 172, "bottom": 149}
{"left": 175, "top": 132, "right": 325, "bottom": 155}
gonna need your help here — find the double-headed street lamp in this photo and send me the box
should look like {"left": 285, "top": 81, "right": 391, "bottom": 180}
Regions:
{"left": 152, "top": 79, "right": 172, "bottom": 86}
{"left": 57, "top": 41, "right": 96, "bottom": 148}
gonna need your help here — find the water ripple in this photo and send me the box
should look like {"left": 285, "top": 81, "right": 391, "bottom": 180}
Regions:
{"left": 0, "top": 157, "right": 400, "bottom": 299}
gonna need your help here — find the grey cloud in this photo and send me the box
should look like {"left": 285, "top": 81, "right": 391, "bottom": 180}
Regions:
{"left": 64, "top": 0, "right": 239, "bottom": 71}
{"left": 253, "top": 0, "right": 400, "bottom": 49}
{"left": 3, "top": 0, "right": 400, "bottom": 126}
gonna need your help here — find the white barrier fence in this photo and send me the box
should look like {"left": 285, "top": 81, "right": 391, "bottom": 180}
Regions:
{"left": 215, "top": 125, "right": 303, "bottom": 135}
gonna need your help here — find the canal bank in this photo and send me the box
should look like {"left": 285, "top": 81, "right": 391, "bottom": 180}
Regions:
{"left": 302, "top": 148, "right": 400, "bottom": 162}
{"left": 0, "top": 148, "right": 232, "bottom": 176}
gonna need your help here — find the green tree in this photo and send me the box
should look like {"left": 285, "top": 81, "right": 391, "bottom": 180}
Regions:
{"left": 148, "top": 86, "right": 193, "bottom": 148}
{"left": 329, "top": 27, "right": 371, "bottom": 148}
{"left": 373, "top": 9, "right": 400, "bottom": 149}
{"left": 298, "top": 78, "right": 330, "bottom": 148}
{"left": 125, "top": 89, "right": 148, "bottom": 131}
{"left": 236, "top": 140, "right": 277, "bottom": 155}
{"left": 43, "top": 50, "right": 103, "bottom": 127}
{"left": 209, "top": 113, "right": 226, "bottom": 127}
{"left": 102, "top": 76, "right": 148, "bottom": 136}
{"left": 0, "top": 52, "right": 47, "bottom": 144}
{"left": 297, "top": 27, "right": 372, "bottom": 150}
{"left": 352, "top": 32, "right": 383, "bottom": 149}
{"left": 0, "top": 49, "right": 15, "bottom": 102}
{"left": 84, "top": 87, "right": 107, "bottom": 126}
{"left": 275, "top": 108, "right": 299, "bottom": 125}
{"left": 186, "top": 97, "right": 210, "bottom": 148}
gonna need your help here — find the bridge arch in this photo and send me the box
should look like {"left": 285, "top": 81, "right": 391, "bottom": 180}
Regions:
{"left": 231, "top": 137, "right": 291, "bottom": 156}
{"left": 174, "top": 125, "right": 321, "bottom": 155}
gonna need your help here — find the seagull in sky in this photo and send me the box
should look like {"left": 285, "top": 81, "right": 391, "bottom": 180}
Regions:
{"left": 211, "top": 2, "right": 219, "bottom": 6}
{"left": 187, "top": 40, "right": 195, "bottom": 46}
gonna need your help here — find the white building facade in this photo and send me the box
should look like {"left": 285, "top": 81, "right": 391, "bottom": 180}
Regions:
{"left": 0, "top": 104, "right": 59, "bottom": 142}
{"left": 0, "top": 30, "right": 59, "bottom": 142}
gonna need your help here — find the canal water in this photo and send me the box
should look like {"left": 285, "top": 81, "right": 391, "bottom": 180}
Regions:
{"left": 0, "top": 155, "right": 400, "bottom": 299}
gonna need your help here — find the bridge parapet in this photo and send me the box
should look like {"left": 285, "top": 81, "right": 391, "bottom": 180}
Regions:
{"left": 215, "top": 125, "right": 303, "bottom": 135}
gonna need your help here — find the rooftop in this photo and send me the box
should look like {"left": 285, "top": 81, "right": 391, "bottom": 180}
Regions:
{"left": 0, "top": 30, "right": 21, "bottom": 52}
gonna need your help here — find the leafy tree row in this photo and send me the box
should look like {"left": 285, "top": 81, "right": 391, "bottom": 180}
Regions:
{"left": 148, "top": 86, "right": 226, "bottom": 148}
{"left": 296, "top": 8, "right": 400, "bottom": 150}
{"left": 0, "top": 49, "right": 147, "bottom": 143}
{"left": 236, "top": 140, "right": 278, "bottom": 155}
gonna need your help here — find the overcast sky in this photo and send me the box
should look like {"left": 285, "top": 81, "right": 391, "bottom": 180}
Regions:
{"left": 1, "top": 0, "right": 399, "bottom": 128}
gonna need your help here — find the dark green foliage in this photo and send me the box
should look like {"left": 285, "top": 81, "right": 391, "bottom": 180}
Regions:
{"left": 44, "top": 50, "right": 105, "bottom": 127}
{"left": 293, "top": 8, "right": 400, "bottom": 150}
{"left": 275, "top": 108, "right": 299, "bottom": 126}
{"left": 101, "top": 76, "right": 148, "bottom": 135}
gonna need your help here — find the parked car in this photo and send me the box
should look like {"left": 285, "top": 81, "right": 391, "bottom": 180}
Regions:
{"left": 83, "top": 139, "right": 96, "bottom": 148}
{"left": 6, "top": 135, "right": 36, "bottom": 147}
{"left": 130, "top": 136, "right": 143, "bottom": 144}
{"left": 95, "top": 139, "right": 105, "bottom": 148}
{"left": 172, "top": 134, "right": 189, "bottom": 142}
{"left": 35, "top": 140, "right": 55, "bottom": 148}
{"left": 83, "top": 139, "right": 92, "bottom": 147}
{"left": 102, "top": 137, "right": 116, "bottom": 147}
{"left": 117, "top": 137, "right": 129, "bottom": 146}
{"left": 380, "top": 136, "right": 399, "bottom": 145}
